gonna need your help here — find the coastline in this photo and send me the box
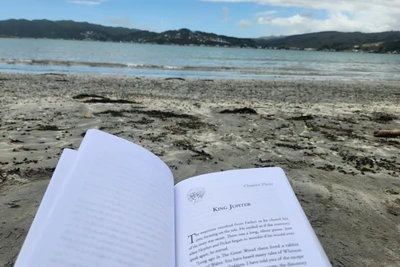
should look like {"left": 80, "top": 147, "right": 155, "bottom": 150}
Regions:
{"left": 1, "top": 72, "right": 400, "bottom": 266}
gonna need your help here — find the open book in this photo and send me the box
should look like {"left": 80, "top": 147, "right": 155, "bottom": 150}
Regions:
{"left": 15, "top": 129, "right": 331, "bottom": 267}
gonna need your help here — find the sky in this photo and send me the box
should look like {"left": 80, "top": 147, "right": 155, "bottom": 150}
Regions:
{"left": 2, "top": 0, "right": 400, "bottom": 38}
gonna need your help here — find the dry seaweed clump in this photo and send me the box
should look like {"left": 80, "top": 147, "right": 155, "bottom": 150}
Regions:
{"left": 73, "top": 94, "right": 138, "bottom": 104}
{"left": 164, "top": 125, "right": 188, "bottom": 135}
{"left": 387, "top": 205, "right": 400, "bottom": 216}
{"left": 173, "top": 139, "right": 212, "bottom": 160}
{"left": 371, "top": 112, "right": 397, "bottom": 123}
{"left": 37, "top": 125, "right": 61, "bottom": 131}
{"left": 220, "top": 107, "right": 258, "bottom": 114}
{"left": 289, "top": 114, "right": 314, "bottom": 121}
{"left": 173, "top": 138, "right": 195, "bottom": 150}
{"left": 177, "top": 119, "right": 213, "bottom": 130}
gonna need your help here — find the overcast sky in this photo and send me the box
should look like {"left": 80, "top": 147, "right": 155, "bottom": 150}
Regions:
{"left": 2, "top": 0, "right": 400, "bottom": 37}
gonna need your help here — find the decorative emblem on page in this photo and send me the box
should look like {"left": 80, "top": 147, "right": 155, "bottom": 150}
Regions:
{"left": 187, "top": 188, "right": 206, "bottom": 204}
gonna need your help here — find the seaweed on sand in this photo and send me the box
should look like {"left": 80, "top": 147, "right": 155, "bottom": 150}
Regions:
{"left": 220, "top": 107, "right": 258, "bottom": 115}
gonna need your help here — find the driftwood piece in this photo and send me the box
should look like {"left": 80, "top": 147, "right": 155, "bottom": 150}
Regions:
{"left": 374, "top": 130, "right": 400, "bottom": 138}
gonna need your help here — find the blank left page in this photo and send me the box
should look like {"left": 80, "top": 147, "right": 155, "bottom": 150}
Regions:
{"left": 15, "top": 149, "right": 77, "bottom": 267}
{"left": 19, "top": 130, "right": 176, "bottom": 267}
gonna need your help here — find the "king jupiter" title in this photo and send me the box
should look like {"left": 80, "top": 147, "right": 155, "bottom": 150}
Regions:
{"left": 213, "top": 203, "right": 251, "bottom": 212}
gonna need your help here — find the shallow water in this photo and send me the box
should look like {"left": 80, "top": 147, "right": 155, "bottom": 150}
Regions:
{"left": 0, "top": 38, "right": 399, "bottom": 80}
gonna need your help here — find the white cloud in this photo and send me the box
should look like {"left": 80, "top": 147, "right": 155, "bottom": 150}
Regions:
{"left": 67, "top": 0, "right": 109, "bottom": 5}
{"left": 256, "top": 9, "right": 400, "bottom": 34}
{"left": 202, "top": 0, "right": 400, "bottom": 11}
{"left": 238, "top": 19, "right": 252, "bottom": 28}
{"left": 254, "top": 10, "right": 277, "bottom": 16}
{"left": 203, "top": 0, "right": 400, "bottom": 34}
{"left": 222, "top": 6, "right": 229, "bottom": 23}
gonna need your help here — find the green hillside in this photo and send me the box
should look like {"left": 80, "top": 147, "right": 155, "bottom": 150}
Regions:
{"left": 0, "top": 19, "right": 139, "bottom": 41}
{"left": 254, "top": 31, "right": 400, "bottom": 51}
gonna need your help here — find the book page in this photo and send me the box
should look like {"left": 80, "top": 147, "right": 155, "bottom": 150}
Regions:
{"left": 175, "top": 168, "right": 331, "bottom": 267}
{"left": 15, "top": 149, "right": 77, "bottom": 267}
{"left": 17, "top": 130, "right": 176, "bottom": 267}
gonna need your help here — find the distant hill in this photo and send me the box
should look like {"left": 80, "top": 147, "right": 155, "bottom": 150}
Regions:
{"left": 0, "top": 19, "right": 140, "bottom": 41}
{"left": 123, "top": 28, "right": 256, "bottom": 46}
{"left": 253, "top": 35, "right": 286, "bottom": 43}
{"left": 253, "top": 31, "right": 400, "bottom": 51}
{"left": 0, "top": 19, "right": 257, "bottom": 47}
{"left": 0, "top": 19, "right": 399, "bottom": 52}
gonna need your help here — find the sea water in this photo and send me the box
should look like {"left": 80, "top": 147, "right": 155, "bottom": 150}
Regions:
{"left": 0, "top": 38, "right": 399, "bottom": 81}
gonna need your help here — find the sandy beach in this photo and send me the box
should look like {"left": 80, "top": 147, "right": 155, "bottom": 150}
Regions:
{"left": 0, "top": 72, "right": 399, "bottom": 266}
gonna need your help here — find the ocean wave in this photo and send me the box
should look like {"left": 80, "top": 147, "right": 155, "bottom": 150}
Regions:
{"left": 1, "top": 58, "right": 128, "bottom": 68}
{"left": 0, "top": 58, "right": 241, "bottom": 72}
{"left": 163, "top": 65, "right": 180, "bottom": 69}
{"left": 4, "top": 59, "right": 33, "bottom": 64}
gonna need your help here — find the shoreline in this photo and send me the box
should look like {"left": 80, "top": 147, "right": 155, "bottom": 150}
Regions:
{"left": 1, "top": 72, "right": 400, "bottom": 266}
{"left": 2, "top": 67, "right": 400, "bottom": 82}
